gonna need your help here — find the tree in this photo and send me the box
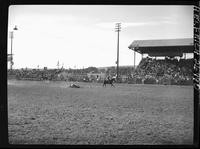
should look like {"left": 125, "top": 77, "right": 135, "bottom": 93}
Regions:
{"left": 85, "top": 67, "right": 99, "bottom": 73}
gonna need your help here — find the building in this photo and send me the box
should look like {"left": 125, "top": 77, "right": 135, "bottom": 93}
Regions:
{"left": 128, "top": 38, "right": 193, "bottom": 67}
{"left": 128, "top": 38, "right": 194, "bottom": 85}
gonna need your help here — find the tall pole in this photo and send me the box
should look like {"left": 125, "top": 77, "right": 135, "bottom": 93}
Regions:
{"left": 10, "top": 31, "right": 13, "bottom": 70}
{"left": 115, "top": 23, "right": 121, "bottom": 82}
{"left": 117, "top": 29, "right": 119, "bottom": 80}
{"left": 10, "top": 25, "right": 18, "bottom": 71}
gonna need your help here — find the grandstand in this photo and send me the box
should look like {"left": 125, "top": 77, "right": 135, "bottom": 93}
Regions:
{"left": 128, "top": 38, "right": 193, "bottom": 85}
{"left": 128, "top": 38, "right": 193, "bottom": 57}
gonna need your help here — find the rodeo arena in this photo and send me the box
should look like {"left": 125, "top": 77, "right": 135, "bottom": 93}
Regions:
{"left": 7, "top": 38, "right": 194, "bottom": 145}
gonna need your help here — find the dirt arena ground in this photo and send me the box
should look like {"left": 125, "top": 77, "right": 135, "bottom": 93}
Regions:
{"left": 8, "top": 80, "right": 193, "bottom": 145}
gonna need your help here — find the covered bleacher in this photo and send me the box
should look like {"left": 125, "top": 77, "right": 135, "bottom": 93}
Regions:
{"left": 129, "top": 38, "right": 193, "bottom": 58}
{"left": 128, "top": 38, "right": 193, "bottom": 85}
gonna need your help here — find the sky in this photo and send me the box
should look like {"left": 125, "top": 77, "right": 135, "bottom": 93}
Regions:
{"left": 8, "top": 5, "right": 193, "bottom": 69}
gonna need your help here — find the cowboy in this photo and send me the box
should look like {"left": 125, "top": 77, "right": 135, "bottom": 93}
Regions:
{"left": 107, "top": 75, "right": 110, "bottom": 80}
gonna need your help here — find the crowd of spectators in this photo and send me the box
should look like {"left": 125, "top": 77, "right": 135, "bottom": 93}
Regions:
{"left": 8, "top": 68, "right": 62, "bottom": 80}
{"left": 7, "top": 68, "right": 95, "bottom": 82}
{"left": 8, "top": 57, "right": 193, "bottom": 85}
{"left": 132, "top": 57, "right": 193, "bottom": 85}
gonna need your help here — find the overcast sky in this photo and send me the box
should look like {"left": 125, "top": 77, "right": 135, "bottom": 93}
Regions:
{"left": 8, "top": 5, "right": 193, "bottom": 69}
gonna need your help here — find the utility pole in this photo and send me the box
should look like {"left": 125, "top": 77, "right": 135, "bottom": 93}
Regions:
{"left": 115, "top": 23, "right": 121, "bottom": 82}
{"left": 10, "top": 31, "right": 13, "bottom": 70}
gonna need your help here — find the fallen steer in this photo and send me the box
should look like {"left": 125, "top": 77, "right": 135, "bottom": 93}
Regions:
{"left": 69, "top": 83, "right": 81, "bottom": 88}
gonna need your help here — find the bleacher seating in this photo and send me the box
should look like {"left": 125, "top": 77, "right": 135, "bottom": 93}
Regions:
{"left": 133, "top": 57, "right": 193, "bottom": 85}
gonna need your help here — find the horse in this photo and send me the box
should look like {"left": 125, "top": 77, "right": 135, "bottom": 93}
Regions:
{"left": 103, "top": 78, "right": 115, "bottom": 87}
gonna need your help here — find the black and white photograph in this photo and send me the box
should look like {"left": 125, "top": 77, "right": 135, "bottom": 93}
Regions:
{"left": 6, "top": 4, "right": 196, "bottom": 145}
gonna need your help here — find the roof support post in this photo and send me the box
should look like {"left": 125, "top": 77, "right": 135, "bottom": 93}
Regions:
{"left": 134, "top": 50, "right": 136, "bottom": 69}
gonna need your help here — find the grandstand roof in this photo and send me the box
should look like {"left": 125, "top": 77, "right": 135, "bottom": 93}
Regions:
{"left": 128, "top": 38, "right": 193, "bottom": 56}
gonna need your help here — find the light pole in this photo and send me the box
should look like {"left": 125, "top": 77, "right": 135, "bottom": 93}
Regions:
{"left": 10, "top": 25, "right": 18, "bottom": 70}
{"left": 115, "top": 23, "right": 121, "bottom": 82}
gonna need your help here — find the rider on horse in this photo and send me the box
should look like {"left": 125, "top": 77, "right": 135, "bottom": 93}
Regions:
{"left": 103, "top": 75, "right": 115, "bottom": 87}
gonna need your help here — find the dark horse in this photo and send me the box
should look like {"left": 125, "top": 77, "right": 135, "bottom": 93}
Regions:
{"left": 103, "top": 78, "right": 115, "bottom": 87}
